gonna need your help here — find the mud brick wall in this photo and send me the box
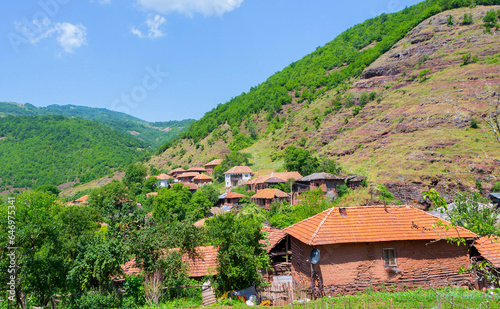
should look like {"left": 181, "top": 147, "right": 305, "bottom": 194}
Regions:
{"left": 290, "top": 237, "right": 472, "bottom": 294}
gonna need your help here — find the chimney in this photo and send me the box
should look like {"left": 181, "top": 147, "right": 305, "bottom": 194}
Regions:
{"left": 339, "top": 207, "right": 347, "bottom": 218}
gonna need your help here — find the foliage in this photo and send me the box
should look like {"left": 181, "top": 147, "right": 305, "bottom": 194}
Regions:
{"left": 284, "top": 146, "right": 341, "bottom": 176}
{"left": 161, "top": 0, "right": 497, "bottom": 148}
{"left": 447, "top": 14, "right": 455, "bottom": 26}
{"left": 463, "top": 13, "right": 474, "bottom": 25}
{"left": 35, "top": 184, "right": 61, "bottom": 196}
{"left": 0, "top": 102, "right": 195, "bottom": 148}
{"left": 213, "top": 151, "right": 252, "bottom": 183}
{"left": 124, "top": 163, "right": 148, "bottom": 187}
{"left": 470, "top": 117, "right": 479, "bottom": 128}
{"left": 492, "top": 182, "right": 500, "bottom": 192}
{"left": 88, "top": 180, "right": 138, "bottom": 220}
{"left": 446, "top": 192, "right": 498, "bottom": 235}
{"left": 207, "top": 212, "right": 270, "bottom": 292}
{"left": 0, "top": 115, "right": 145, "bottom": 190}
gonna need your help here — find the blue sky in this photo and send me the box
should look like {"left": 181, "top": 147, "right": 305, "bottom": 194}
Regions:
{"left": 1, "top": 0, "right": 421, "bottom": 122}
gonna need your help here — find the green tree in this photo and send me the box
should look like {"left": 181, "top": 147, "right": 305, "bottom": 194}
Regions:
{"left": 283, "top": 146, "right": 319, "bottom": 176}
{"left": 124, "top": 163, "right": 148, "bottom": 187}
{"left": 207, "top": 212, "right": 270, "bottom": 292}
{"left": 35, "top": 184, "right": 61, "bottom": 196}
{"left": 153, "top": 184, "right": 193, "bottom": 222}
{"left": 88, "top": 180, "right": 137, "bottom": 220}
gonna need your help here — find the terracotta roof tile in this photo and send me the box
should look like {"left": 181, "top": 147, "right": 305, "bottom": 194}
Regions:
{"left": 187, "top": 167, "right": 208, "bottom": 173}
{"left": 261, "top": 226, "right": 286, "bottom": 252}
{"left": 475, "top": 236, "right": 500, "bottom": 268}
{"left": 178, "top": 172, "right": 201, "bottom": 178}
{"left": 176, "top": 246, "right": 218, "bottom": 277}
{"left": 168, "top": 168, "right": 185, "bottom": 176}
{"left": 225, "top": 192, "right": 245, "bottom": 199}
{"left": 156, "top": 173, "right": 172, "bottom": 180}
{"left": 146, "top": 192, "right": 158, "bottom": 198}
{"left": 249, "top": 172, "right": 303, "bottom": 185}
{"left": 284, "top": 205, "right": 477, "bottom": 246}
{"left": 183, "top": 183, "right": 198, "bottom": 190}
{"left": 121, "top": 259, "right": 142, "bottom": 276}
{"left": 205, "top": 159, "right": 223, "bottom": 167}
{"left": 194, "top": 218, "right": 207, "bottom": 227}
{"left": 224, "top": 166, "right": 253, "bottom": 175}
{"left": 251, "top": 188, "right": 289, "bottom": 199}
{"left": 193, "top": 174, "right": 212, "bottom": 180}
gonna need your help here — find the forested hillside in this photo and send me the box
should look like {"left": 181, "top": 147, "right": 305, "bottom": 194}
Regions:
{"left": 174, "top": 0, "right": 499, "bottom": 145}
{"left": 0, "top": 115, "right": 146, "bottom": 191}
{"left": 0, "top": 102, "right": 195, "bottom": 147}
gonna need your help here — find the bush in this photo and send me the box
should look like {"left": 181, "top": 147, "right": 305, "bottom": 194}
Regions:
{"left": 447, "top": 15, "right": 454, "bottom": 26}
{"left": 352, "top": 106, "right": 362, "bottom": 116}
{"left": 492, "top": 182, "right": 500, "bottom": 192}
{"left": 463, "top": 13, "right": 474, "bottom": 25}
{"left": 470, "top": 118, "right": 479, "bottom": 129}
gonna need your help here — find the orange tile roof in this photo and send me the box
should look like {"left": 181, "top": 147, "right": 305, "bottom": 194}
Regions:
{"left": 284, "top": 205, "right": 477, "bottom": 246}
{"left": 225, "top": 192, "right": 245, "bottom": 199}
{"left": 261, "top": 226, "right": 286, "bottom": 252}
{"left": 180, "top": 246, "right": 219, "bottom": 277}
{"left": 193, "top": 218, "right": 207, "bottom": 227}
{"left": 205, "top": 159, "right": 223, "bottom": 167}
{"left": 251, "top": 188, "right": 289, "bottom": 199}
{"left": 168, "top": 168, "right": 185, "bottom": 175}
{"left": 187, "top": 167, "right": 208, "bottom": 173}
{"left": 156, "top": 173, "right": 172, "bottom": 180}
{"left": 193, "top": 174, "right": 212, "bottom": 180}
{"left": 146, "top": 192, "right": 158, "bottom": 198}
{"left": 248, "top": 172, "right": 302, "bottom": 185}
{"left": 178, "top": 172, "right": 200, "bottom": 178}
{"left": 75, "top": 195, "right": 90, "bottom": 203}
{"left": 474, "top": 236, "right": 500, "bottom": 268}
{"left": 183, "top": 183, "right": 198, "bottom": 190}
{"left": 225, "top": 166, "right": 253, "bottom": 175}
{"left": 121, "top": 246, "right": 219, "bottom": 278}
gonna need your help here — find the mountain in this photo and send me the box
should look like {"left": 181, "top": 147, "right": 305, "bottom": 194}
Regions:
{"left": 0, "top": 102, "right": 195, "bottom": 147}
{"left": 0, "top": 115, "right": 147, "bottom": 192}
{"left": 150, "top": 2, "right": 500, "bottom": 206}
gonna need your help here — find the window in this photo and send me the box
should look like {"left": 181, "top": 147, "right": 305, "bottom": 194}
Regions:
{"left": 383, "top": 248, "right": 397, "bottom": 267}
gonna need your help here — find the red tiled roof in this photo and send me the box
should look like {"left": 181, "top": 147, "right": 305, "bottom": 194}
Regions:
{"left": 187, "top": 167, "right": 208, "bottom": 173}
{"left": 226, "top": 192, "right": 245, "bottom": 199}
{"left": 251, "top": 188, "right": 289, "bottom": 199}
{"left": 193, "top": 218, "right": 207, "bottom": 227}
{"left": 475, "top": 236, "right": 500, "bottom": 268}
{"left": 178, "top": 172, "right": 200, "bottom": 178}
{"left": 75, "top": 195, "right": 90, "bottom": 203}
{"left": 224, "top": 166, "right": 253, "bottom": 175}
{"left": 193, "top": 174, "right": 212, "bottom": 180}
{"left": 261, "top": 226, "right": 286, "bottom": 252}
{"left": 183, "top": 183, "right": 198, "bottom": 190}
{"left": 146, "top": 192, "right": 158, "bottom": 198}
{"left": 205, "top": 159, "right": 223, "bottom": 167}
{"left": 156, "top": 173, "right": 172, "bottom": 180}
{"left": 179, "top": 246, "right": 218, "bottom": 277}
{"left": 285, "top": 205, "right": 477, "bottom": 246}
{"left": 248, "top": 172, "right": 302, "bottom": 185}
{"left": 168, "top": 168, "right": 185, "bottom": 175}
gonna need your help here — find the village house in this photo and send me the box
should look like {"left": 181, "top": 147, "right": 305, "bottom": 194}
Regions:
{"left": 168, "top": 168, "right": 186, "bottom": 178}
{"left": 490, "top": 193, "right": 500, "bottom": 207}
{"left": 68, "top": 194, "right": 90, "bottom": 205}
{"left": 218, "top": 192, "right": 245, "bottom": 207}
{"left": 251, "top": 188, "right": 290, "bottom": 210}
{"left": 224, "top": 166, "right": 254, "bottom": 188}
{"left": 261, "top": 226, "right": 292, "bottom": 284}
{"left": 471, "top": 236, "right": 500, "bottom": 289}
{"left": 180, "top": 182, "right": 198, "bottom": 194}
{"left": 246, "top": 172, "right": 303, "bottom": 192}
{"left": 284, "top": 205, "right": 477, "bottom": 295}
{"left": 155, "top": 173, "right": 173, "bottom": 188}
{"left": 146, "top": 192, "right": 158, "bottom": 198}
{"left": 205, "top": 159, "right": 223, "bottom": 175}
{"left": 187, "top": 166, "right": 208, "bottom": 174}
{"left": 193, "top": 173, "right": 213, "bottom": 186}
{"left": 177, "top": 172, "right": 200, "bottom": 183}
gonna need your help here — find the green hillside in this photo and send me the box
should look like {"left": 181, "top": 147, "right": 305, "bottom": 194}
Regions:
{"left": 0, "top": 115, "right": 147, "bottom": 190}
{"left": 170, "top": 0, "right": 500, "bottom": 147}
{"left": 0, "top": 102, "right": 195, "bottom": 147}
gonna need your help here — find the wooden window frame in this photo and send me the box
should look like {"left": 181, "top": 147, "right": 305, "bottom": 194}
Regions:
{"left": 383, "top": 248, "right": 397, "bottom": 267}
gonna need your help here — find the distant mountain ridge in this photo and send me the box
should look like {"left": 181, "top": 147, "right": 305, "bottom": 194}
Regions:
{"left": 0, "top": 102, "right": 195, "bottom": 147}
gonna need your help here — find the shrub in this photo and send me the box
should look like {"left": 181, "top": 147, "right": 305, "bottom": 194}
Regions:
{"left": 463, "top": 13, "right": 474, "bottom": 25}
{"left": 352, "top": 105, "right": 362, "bottom": 116}
{"left": 470, "top": 118, "right": 479, "bottom": 128}
{"left": 492, "top": 182, "right": 500, "bottom": 192}
{"left": 447, "top": 15, "right": 454, "bottom": 26}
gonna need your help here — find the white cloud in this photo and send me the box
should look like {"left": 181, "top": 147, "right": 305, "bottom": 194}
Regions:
{"left": 137, "top": 0, "right": 244, "bottom": 17}
{"left": 131, "top": 14, "right": 166, "bottom": 39}
{"left": 14, "top": 19, "right": 87, "bottom": 53}
{"left": 55, "top": 23, "right": 87, "bottom": 53}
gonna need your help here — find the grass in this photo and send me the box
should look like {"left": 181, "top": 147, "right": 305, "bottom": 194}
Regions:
{"left": 141, "top": 287, "right": 500, "bottom": 308}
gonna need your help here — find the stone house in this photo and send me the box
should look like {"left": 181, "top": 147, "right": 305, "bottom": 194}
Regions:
{"left": 177, "top": 172, "right": 200, "bottom": 183}
{"left": 251, "top": 188, "right": 290, "bottom": 210}
{"left": 204, "top": 159, "right": 223, "bottom": 175}
{"left": 246, "top": 172, "right": 303, "bottom": 192}
{"left": 224, "top": 166, "right": 253, "bottom": 188}
{"left": 471, "top": 236, "right": 500, "bottom": 289}
{"left": 168, "top": 168, "right": 186, "bottom": 178}
{"left": 193, "top": 173, "right": 213, "bottom": 186}
{"left": 219, "top": 192, "right": 245, "bottom": 207}
{"left": 284, "top": 205, "right": 476, "bottom": 295}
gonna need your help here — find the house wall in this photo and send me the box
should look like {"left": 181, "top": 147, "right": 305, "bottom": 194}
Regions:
{"left": 290, "top": 237, "right": 472, "bottom": 294}
{"left": 194, "top": 179, "right": 212, "bottom": 186}
{"left": 225, "top": 173, "right": 252, "bottom": 187}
